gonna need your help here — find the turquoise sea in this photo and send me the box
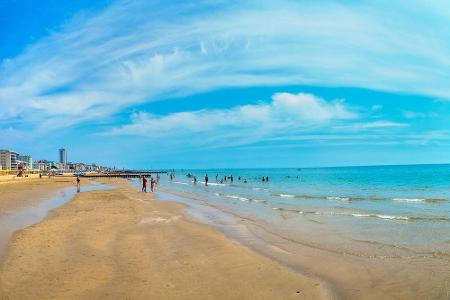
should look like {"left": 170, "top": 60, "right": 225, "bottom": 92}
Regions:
{"left": 154, "top": 164, "right": 450, "bottom": 258}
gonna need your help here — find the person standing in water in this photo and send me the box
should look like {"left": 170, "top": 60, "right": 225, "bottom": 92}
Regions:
{"left": 76, "top": 176, "right": 81, "bottom": 193}
{"left": 150, "top": 177, "right": 155, "bottom": 192}
{"left": 205, "top": 174, "right": 209, "bottom": 186}
{"left": 194, "top": 176, "right": 197, "bottom": 184}
{"left": 230, "top": 175, "right": 234, "bottom": 184}
{"left": 142, "top": 176, "right": 147, "bottom": 192}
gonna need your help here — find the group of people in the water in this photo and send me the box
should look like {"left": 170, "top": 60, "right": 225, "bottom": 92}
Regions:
{"left": 188, "top": 174, "right": 269, "bottom": 186}
{"left": 166, "top": 171, "right": 271, "bottom": 188}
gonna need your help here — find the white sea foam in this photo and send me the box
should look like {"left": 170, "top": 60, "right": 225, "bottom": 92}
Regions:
{"left": 352, "top": 213, "right": 371, "bottom": 218}
{"left": 279, "top": 194, "right": 296, "bottom": 198}
{"left": 197, "top": 181, "right": 226, "bottom": 186}
{"left": 376, "top": 214, "right": 409, "bottom": 220}
{"left": 327, "top": 196, "right": 351, "bottom": 201}
{"left": 223, "top": 194, "right": 249, "bottom": 202}
{"left": 174, "top": 181, "right": 188, "bottom": 185}
{"left": 252, "top": 199, "right": 267, "bottom": 203}
{"left": 351, "top": 213, "right": 409, "bottom": 220}
{"left": 392, "top": 198, "right": 425, "bottom": 202}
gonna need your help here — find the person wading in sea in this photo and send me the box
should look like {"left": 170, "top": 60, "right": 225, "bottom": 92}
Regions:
{"left": 150, "top": 177, "right": 155, "bottom": 192}
{"left": 142, "top": 176, "right": 147, "bottom": 192}
{"left": 205, "top": 174, "right": 209, "bottom": 186}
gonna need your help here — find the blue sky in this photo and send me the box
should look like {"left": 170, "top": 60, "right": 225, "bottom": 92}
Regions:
{"left": 1, "top": 0, "right": 450, "bottom": 169}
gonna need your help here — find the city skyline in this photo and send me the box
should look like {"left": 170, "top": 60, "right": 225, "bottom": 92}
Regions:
{"left": 1, "top": 1, "right": 450, "bottom": 169}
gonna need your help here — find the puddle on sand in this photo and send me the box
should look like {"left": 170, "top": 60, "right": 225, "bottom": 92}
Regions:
{"left": 0, "top": 184, "right": 114, "bottom": 259}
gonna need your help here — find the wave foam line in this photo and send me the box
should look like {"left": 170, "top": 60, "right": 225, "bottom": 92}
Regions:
{"left": 392, "top": 198, "right": 425, "bottom": 202}
{"left": 279, "top": 194, "right": 296, "bottom": 198}
{"left": 173, "top": 181, "right": 188, "bottom": 185}
{"left": 326, "top": 196, "right": 351, "bottom": 201}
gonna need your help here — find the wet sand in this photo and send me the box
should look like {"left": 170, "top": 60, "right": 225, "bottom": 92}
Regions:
{"left": 0, "top": 177, "right": 79, "bottom": 211}
{"left": 0, "top": 179, "right": 329, "bottom": 299}
{"left": 0, "top": 178, "right": 106, "bottom": 259}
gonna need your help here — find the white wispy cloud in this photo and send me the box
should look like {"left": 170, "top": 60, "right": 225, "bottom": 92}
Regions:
{"left": 0, "top": 0, "right": 449, "bottom": 133}
{"left": 402, "top": 110, "right": 438, "bottom": 119}
{"left": 334, "top": 121, "right": 409, "bottom": 131}
{"left": 105, "top": 92, "right": 358, "bottom": 146}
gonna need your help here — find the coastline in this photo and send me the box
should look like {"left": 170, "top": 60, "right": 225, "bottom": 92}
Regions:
{"left": 0, "top": 178, "right": 330, "bottom": 299}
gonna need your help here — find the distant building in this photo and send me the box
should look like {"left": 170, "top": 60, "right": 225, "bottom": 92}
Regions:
{"left": 59, "top": 148, "right": 67, "bottom": 165}
{"left": 33, "top": 162, "right": 47, "bottom": 171}
{"left": 0, "top": 150, "right": 18, "bottom": 170}
{"left": 37, "top": 160, "right": 57, "bottom": 170}
{"left": 17, "top": 155, "right": 33, "bottom": 170}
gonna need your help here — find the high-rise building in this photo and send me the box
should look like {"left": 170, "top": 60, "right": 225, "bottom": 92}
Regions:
{"left": 0, "top": 150, "right": 18, "bottom": 170}
{"left": 0, "top": 150, "right": 10, "bottom": 170}
{"left": 59, "top": 148, "right": 67, "bottom": 165}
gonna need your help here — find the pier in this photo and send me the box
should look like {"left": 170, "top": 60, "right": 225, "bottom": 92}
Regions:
{"left": 80, "top": 171, "right": 168, "bottom": 178}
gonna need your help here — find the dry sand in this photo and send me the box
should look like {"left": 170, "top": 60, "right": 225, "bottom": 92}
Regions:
{"left": 0, "top": 179, "right": 330, "bottom": 299}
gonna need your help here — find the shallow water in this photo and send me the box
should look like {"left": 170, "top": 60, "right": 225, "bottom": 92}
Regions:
{"left": 155, "top": 165, "right": 450, "bottom": 258}
{"left": 144, "top": 165, "right": 450, "bottom": 298}
{"left": 0, "top": 183, "right": 114, "bottom": 259}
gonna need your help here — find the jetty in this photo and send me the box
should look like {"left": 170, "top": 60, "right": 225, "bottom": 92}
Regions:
{"left": 80, "top": 171, "right": 168, "bottom": 178}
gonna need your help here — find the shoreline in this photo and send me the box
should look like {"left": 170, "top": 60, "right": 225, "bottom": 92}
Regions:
{"left": 0, "top": 178, "right": 330, "bottom": 299}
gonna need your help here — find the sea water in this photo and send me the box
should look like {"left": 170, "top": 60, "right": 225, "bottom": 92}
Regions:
{"left": 155, "top": 164, "right": 450, "bottom": 259}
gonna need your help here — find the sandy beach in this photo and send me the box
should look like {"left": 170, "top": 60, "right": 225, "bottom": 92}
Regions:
{"left": 0, "top": 176, "right": 81, "bottom": 212}
{"left": 0, "top": 179, "right": 329, "bottom": 299}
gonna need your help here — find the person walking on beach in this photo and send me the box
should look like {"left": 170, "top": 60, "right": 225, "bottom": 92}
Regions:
{"left": 150, "top": 177, "right": 155, "bottom": 192}
{"left": 76, "top": 176, "right": 81, "bottom": 193}
{"left": 142, "top": 176, "right": 147, "bottom": 192}
{"left": 205, "top": 174, "right": 209, "bottom": 186}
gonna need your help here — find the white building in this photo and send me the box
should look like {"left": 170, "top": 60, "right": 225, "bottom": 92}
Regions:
{"left": 0, "top": 150, "right": 18, "bottom": 170}
{"left": 17, "top": 155, "right": 33, "bottom": 170}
